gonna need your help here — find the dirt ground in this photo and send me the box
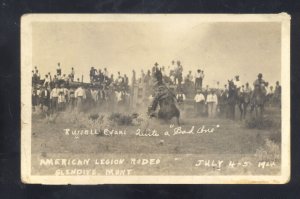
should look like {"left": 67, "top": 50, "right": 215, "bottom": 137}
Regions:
{"left": 31, "top": 106, "right": 281, "bottom": 176}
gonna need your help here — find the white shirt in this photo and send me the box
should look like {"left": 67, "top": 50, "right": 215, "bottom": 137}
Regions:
{"left": 176, "top": 94, "right": 186, "bottom": 101}
{"left": 103, "top": 70, "right": 109, "bottom": 77}
{"left": 115, "top": 91, "right": 122, "bottom": 102}
{"left": 194, "top": 93, "right": 205, "bottom": 103}
{"left": 233, "top": 79, "right": 242, "bottom": 89}
{"left": 195, "top": 72, "right": 204, "bottom": 79}
{"left": 50, "top": 88, "right": 60, "bottom": 98}
{"left": 75, "top": 87, "right": 86, "bottom": 99}
{"left": 149, "top": 95, "right": 154, "bottom": 101}
{"left": 91, "top": 90, "right": 99, "bottom": 101}
{"left": 206, "top": 94, "right": 218, "bottom": 104}
{"left": 44, "top": 77, "right": 51, "bottom": 86}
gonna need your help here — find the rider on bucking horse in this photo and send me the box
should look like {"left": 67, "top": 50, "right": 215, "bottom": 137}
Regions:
{"left": 148, "top": 63, "right": 176, "bottom": 117}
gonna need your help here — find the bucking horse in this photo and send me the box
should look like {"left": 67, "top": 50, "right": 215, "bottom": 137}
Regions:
{"left": 148, "top": 68, "right": 180, "bottom": 125}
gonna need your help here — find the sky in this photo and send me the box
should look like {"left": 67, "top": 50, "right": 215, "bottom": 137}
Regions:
{"left": 32, "top": 21, "right": 281, "bottom": 87}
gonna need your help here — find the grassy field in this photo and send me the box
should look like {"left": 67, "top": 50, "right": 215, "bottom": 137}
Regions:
{"left": 31, "top": 106, "right": 281, "bottom": 176}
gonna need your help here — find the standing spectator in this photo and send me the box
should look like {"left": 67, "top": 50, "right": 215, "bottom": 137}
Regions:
{"left": 70, "top": 67, "right": 75, "bottom": 82}
{"left": 132, "top": 70, "right": 136, "bottom": 85}
{"left": 57, "top": 63, "right": 61, "bottom": 76}
{"left": 194, "top": 90, "right": 205, "bottom": 116}
{"left": 115, "top": 90, "right": 123, "bottom": 106}
{"left": 224, "top": 84, "right": 228, "bottom": 93}
{"left": 43, "top": 74, "right": 51, "bottom": 87}
{"left": 62, "top": 74, "right": 69, "bottom": 82}
{"left": 103, "top": 68, "right": 109, "bottom": 81}
{"left": 50, "top": 84, "right": 60, "bottom": 113}
{"left": 175, "top": 61, "right": 183, "bottom": 85}
{"left": 195, "top": 69, "right": 204, "bottom": 90}
{"left": 117, "top": 72, "right": 123, "bottom": 85}
{"left": 32, "top": 70, "right": 35, "bottom": 83}
{"left": 32, "top": 88, "right": 37, "bottom": 111}
{"left": 161, "top": 66, "right": 166, "bottom": 77}
{"left": 206, "top": 89, "right": 218, "bottom": 118}
{"left": 187, "top": 70, "right": 193, "bottom": 82}
{"left": 275, "top": 81, "right": 281, "bottom": 97}
{"left": 36, "top": 70, "right": 41, "bottom": 82}
{"left": 53, "top": 75, "right": 58, "bottom": 85}
{"left": 203, "top": 85, "right": 210, "bottom": 97}
{"left": 36, "top": 85, "right": 42, "bottom": 109}
{"left": 75, "top": 84, "right": 86, "bottom": 111}
{"left": 90, "top": 67, "right": 96, "bottom": 83}
{"left": 110, "top": 74, "right": 114, "bottom": 85}
{"left": 267, "top": 85, "right": 275, "bottom": 106}
{"left": 58, "top": 84, "right": 68, "bottom": 111}
{"left": 98, "top": 69, "right": 104, "bottom": 84}
{"left": 244, "top": 82, "right": 252, "bottom": 94}
{"left": 91, "top": 87, "right": 99, "bottom": 105}
{"left": 124, "top": 74, "right": 129, "bottom": 90}
{"left": 141, "top": 69, "right": 145, "bottom": 83}
{"left": 68, "top": 86, "right": 76, "bottom": 109}
{"left": 40, "top": 86, "right": 50, "bottom": 111}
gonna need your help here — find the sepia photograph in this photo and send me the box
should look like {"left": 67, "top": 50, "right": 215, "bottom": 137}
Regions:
{"left": 21, "top": 14, "right": 290, "bottom": 184}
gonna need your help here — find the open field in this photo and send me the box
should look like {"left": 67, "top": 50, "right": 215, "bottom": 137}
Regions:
{"left": 31, "top": 107, "right": 281, "bottom": 176}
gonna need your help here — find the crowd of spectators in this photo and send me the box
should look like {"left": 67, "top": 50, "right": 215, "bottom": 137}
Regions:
{"left": 32, "top": 61, "right": 281, "bottom": 118}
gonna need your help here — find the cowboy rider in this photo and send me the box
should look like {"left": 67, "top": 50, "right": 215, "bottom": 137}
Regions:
{"left": 252, "top": 73, "right": 268, "bottom": 98}
{"left": 148, "top": 63, "right": 175, "bottom": 116}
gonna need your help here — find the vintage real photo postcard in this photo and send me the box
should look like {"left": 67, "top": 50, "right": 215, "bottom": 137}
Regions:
{"left": 21, "top": 14, "right": 290, "bottom": 184}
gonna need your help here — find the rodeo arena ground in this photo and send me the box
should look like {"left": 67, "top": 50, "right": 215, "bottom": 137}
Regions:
{"left": 31, "top": 61, "right": 282, "bottom": 176}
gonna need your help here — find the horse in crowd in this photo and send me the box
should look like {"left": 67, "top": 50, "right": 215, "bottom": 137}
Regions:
{"left": 226, "top": 80, "right": 254, "bottom": 120}
{"left": 250, "top": 84, "right": 267, "bottom": 118}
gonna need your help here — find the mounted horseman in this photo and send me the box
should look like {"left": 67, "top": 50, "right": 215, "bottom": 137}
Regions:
{"left": 148, "top": 63, "right": 180, "bottom": 125}
{"left": 250, "top": 73, "right": 268, "bottom": 118}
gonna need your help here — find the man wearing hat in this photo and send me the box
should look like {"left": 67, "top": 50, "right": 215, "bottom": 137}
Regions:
{"left": 252, "top": 73, "right": 268, "bottom": 97}
{"left": 194, "top": 89, "right": 205, "bottom": 116}
{"left": 90, "top": 67, "right": 96, "bottom": 83}
{"left": 148, "top": 67, "right": 175, "bottom": 116}
{"left": 50, "top": 83, "right": 60, "bottom": 113}
{"left": 233, "top": 75, "right": 242, "bottom": 89}
{"left": 195, "top": 69, "right": 204, "bottom": 90}
{"left": 75, "top": 84, "right": 86, "bottom": 112}
{"left": 206, "top": 89, "right": 218, "bottom": 118}
{"left": 40, "top": 85, "right": 50, "bottom": 111}
{"left": 56, "top": 62, "right": 61, "bottom": 76}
